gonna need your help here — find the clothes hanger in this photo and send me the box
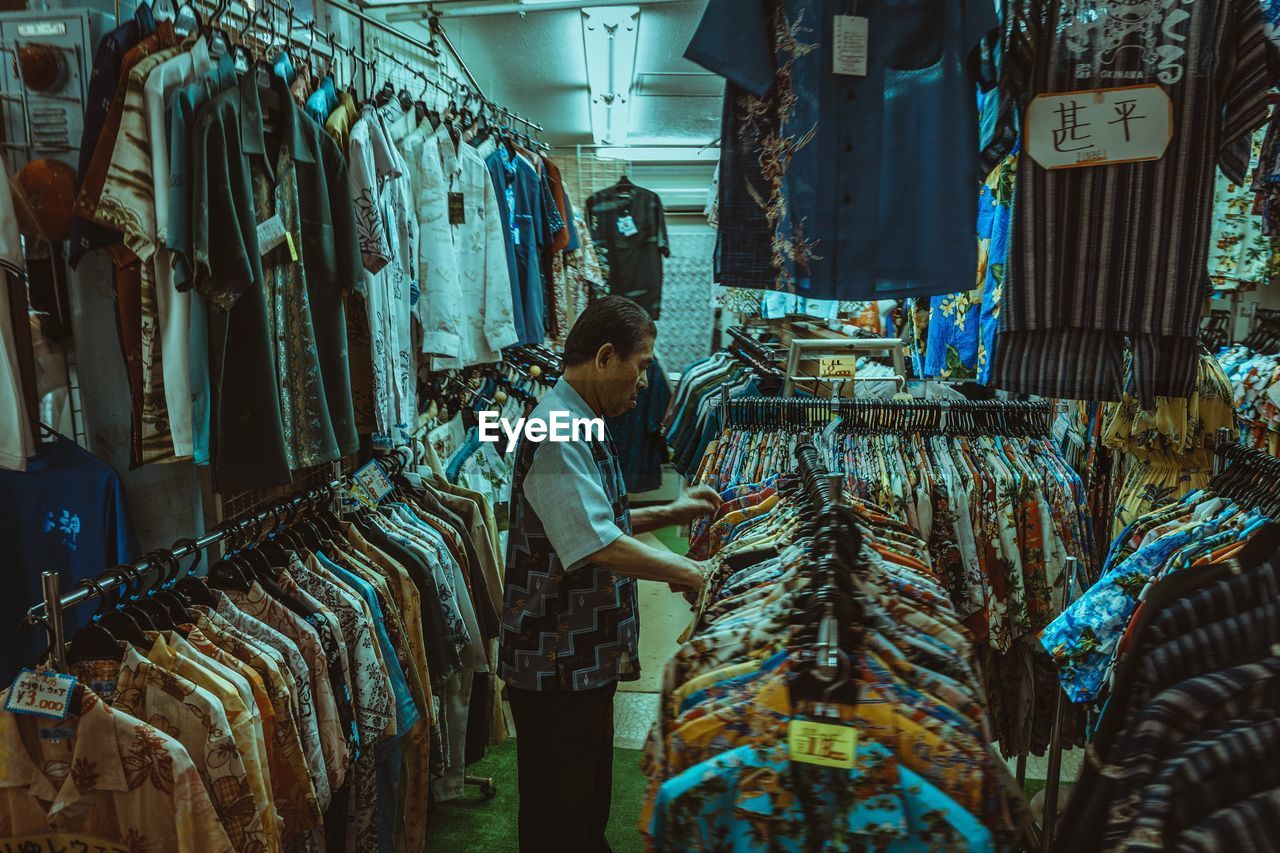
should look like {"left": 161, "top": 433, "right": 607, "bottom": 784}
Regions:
{"left": 207, "top": 525, "right": 256, "bottom": 592}
{"left": 96, "top": 569, "right": 153, "bottom": 643}
{"left": 171, "top": 537, "right": 218, "bottom": 607}
{"left": 130, "top": 552, "right": 179, "bottom": 630}
{"left": 151, "top": 550, "right": 195, "bottom": 627}
{"left": 64, "top": 578, "right": 130, "bottom": 663}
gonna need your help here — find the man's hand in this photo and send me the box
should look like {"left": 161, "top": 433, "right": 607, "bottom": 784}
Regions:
{"left": 668, "top": 558, "right": 712, "bottom": 606}
{"left": 667, "top": 485, "right": 724, "bottom": 525}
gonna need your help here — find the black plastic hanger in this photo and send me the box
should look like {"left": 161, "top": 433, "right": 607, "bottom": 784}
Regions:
{"left": 172, "top": 537, "right": 219, "bottom": 607}
{"left": 208, "top": 526, "right": 256, "bottom": 592}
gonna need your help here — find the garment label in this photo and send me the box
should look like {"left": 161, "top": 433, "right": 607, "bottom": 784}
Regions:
{"left": 257, "top": 213, "right": 289, "bottom": 256}
{"left": 5, "top": 669, "right": 76, "bottom": 721}
{"left": 788, "top": 719, "right": 857, "bottom": 769}
{"left": 617, "top": 215, "right": 639, "bottom": 237}
{"left": 449, "top": 192, "right": 466, "bottom": 225}
{"left": 1026, "top": 84, "right": 1172, "bottom": 170}
{"left": 818, "top": 355, "right": 858, "bottom": 379}
{"left": 833, "top": 15, "right": 869, "bottom": 76}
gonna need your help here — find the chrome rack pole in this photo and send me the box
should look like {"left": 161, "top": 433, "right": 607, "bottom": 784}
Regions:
{"left": 25, "top": 479, "right": 343, "bottom": 627}
{"left": 42, "top": 572, "right": 66, "bottom": 673}
{"left": 1041, "top": 555, "right": 1081, "bottom": 852}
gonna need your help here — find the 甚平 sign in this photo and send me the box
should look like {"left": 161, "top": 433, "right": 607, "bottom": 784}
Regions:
{"left": 1026, "top": 84, "right": 1172, "bottom": 170}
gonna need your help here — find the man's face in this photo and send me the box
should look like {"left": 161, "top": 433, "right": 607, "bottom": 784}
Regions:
{"left": 597, "top": 335, "right": 654, "bottom": 418}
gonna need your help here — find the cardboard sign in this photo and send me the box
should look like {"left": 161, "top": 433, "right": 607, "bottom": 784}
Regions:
{"left": 6, "top": 669, "right": 76, "bottom": 720}
{"left": 788, "top": 719, "right": 858, "bottom": 769}
{"left": 818, "top": 355, "right": 858, "bottom": 379}
{"left": 1026, "top": 84, "right": 1172, "bottom": 170}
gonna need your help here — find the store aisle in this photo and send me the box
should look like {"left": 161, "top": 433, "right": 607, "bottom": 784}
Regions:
{"left": 425, "top": 741, "right": 649, "bottom": 853}
{"left": 426, "top": 525, "right": 691, "bottom": 851}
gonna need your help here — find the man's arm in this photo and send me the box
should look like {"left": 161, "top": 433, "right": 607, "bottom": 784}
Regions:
{"left": 585, "top": 535, "right": 705, "bottom": 591}
{"left": 631, "top": 485, "right": 724, "bottom": 534}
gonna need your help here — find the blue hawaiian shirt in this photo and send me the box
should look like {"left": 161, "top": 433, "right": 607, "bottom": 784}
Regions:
{"left": 649, "top": 738, "right": 993, "bottom": 851}
{"left": 1037, "top": 500, "right": 1260, "bottom": 703}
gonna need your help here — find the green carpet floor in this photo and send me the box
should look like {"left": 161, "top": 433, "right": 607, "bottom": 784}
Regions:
{"left": 427, "top": 740, "right": 647, "bottom": 852}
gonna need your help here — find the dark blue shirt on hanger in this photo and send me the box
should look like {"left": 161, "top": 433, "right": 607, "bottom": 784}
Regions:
{"left": 0, "top": 437, "right": 139, "bottom": 683}
{"left": 685, "top": 0, "right": 997, "bottom": 302}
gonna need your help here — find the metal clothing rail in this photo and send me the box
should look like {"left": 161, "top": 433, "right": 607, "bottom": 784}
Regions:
{"left": 324, "top": 0, "right": 546, "bottom": 133}
{"left": 782, "top": 337, "right": 909, "bottom": 397}
{"left": 721, "top": 396, "right": 1055, "bottom": 436}
{"left": 27, "top": 478, "right": 342, "bottom": 672}
{"left": 171, "top": 0, "right": 544, "bottom": 132}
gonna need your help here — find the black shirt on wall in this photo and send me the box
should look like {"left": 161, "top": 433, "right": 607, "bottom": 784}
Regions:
{"left": 586, "top": 178, "right": 670, "bottom": 320}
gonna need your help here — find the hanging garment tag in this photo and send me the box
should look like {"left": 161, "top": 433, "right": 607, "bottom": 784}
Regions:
{"left": 353, "top": 460, "right": 395, "bottom": 505}
{"left": 1026, "top": 84, "right": 1172, "bottom": 170}
{"left": 788, "top": 718, "right": 858, "bottom": 769}
{"left": 617, "top": 215, "right": 639, "bottom": 237}
{"left": 6, "top": 669, "right": 76, "bottom": 721}
{"left": 833, "top": 15, "right": 869, "bottom": 77}
{"left": 448, "top": 192, "right": 466, "bottom": 225}
{"left": 257, "top": 213, "right": 289, "bottom": 256}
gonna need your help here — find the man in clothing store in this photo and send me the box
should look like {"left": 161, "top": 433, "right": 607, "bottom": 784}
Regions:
{"left": 499, "top": 295, "right": 720, "bottom": 853}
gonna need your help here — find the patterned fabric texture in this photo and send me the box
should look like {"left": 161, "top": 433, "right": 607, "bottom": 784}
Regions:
{"left": 0, "top": 685, "right": 235, "bottom": 852}
{"left": 1103, "top": 352, "right": 1239, "bottom": 539}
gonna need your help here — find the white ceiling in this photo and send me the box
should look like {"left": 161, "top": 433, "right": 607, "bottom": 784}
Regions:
{"left": 369, "top": 0, "right": 720, "bottom": 148}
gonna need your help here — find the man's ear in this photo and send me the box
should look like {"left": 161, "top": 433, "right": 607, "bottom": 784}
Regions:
{"left": 595, "top": 343, "right": 617, "bottom": 370}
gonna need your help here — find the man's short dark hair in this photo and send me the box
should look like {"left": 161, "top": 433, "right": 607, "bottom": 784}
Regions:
{"left": 563, "top": 295, "right": 657, "bottom": 366}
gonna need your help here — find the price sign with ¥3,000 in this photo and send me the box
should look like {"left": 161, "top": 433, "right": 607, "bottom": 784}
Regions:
{"left": 788, "top": 719, "right": 858, "bottom": 769}
{"left": 5, "top": 669, "right": 76, "bottom": 720}
{"left": 1026, "top": 84, "right": 1172, "bottom": 170}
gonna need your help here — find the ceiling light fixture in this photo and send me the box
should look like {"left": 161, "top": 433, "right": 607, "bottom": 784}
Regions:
{"left": 582, "top": 5, "right": 639, "bottom": 145}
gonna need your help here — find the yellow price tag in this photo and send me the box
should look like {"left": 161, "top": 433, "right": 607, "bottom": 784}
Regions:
{"left": 284, "top": 232, "right": 299, "bottom": 262}
{"left": 788, "top": 719, "right": 857, "bottom": 769}
{"left": 817, "top": 355, "right": 858, "bottom": 379}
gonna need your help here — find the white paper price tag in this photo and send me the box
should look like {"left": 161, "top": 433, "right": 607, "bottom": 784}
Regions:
{"left": 1026, "top": 84, "right": 1172, "bottom": 170}
{"left": 354, "top": 460, "right": 395, "bottom": 504}
{"left": 833, "top": 15, "right": 868, "bottom": 77}
{"left": 617, "top": 215, "right": 639, "bottom": 237}
{"left": 5, "top": 669, "right": 76, "bottom": 720}
{"left": 257, "top": 213, "right": 289, "bottom": 255}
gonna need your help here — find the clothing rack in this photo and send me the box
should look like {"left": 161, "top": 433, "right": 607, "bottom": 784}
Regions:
{"left": 1242, "top": 308, "right": 1280, "bottom": 355}
{"left": 1212, "top": 434, "right": 1280, "bottom": 514}
{"left": 26, "top": 478, "right": 343, "bottom": 672}
{"left": 725, "top": 326, "right": 787, "bottom": 388}
{"left": 782, "top": 337, "right": 908, "bottom": 397}
{"left": 174, "top": 0, "right": 545, "bottom": 133}
{"left": 792, "top": 441, "right": 865, "bottom": 683}
{"left": 722, "top": 396, "right": 1055, "bottom": 436}
{"left": 26, "top": 464, "right": 506, "bottom": 802}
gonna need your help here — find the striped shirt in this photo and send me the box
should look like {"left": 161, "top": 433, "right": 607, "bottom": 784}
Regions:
{"left": 1119, "top": 716, "right": 1280, "bottom": 849}
{"left": 1099, "top": 658, "right": 1280, "bottom": 848}
{"left": 984, "top": 0, "right": 1278, "bottom": 403}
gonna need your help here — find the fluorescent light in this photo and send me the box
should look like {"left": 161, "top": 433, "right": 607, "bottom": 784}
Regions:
{"left": 582, "top": 6, "right": 639, "bottom": 145}
{"left": 594, "top": 146, "right": 719, "bottom": 162}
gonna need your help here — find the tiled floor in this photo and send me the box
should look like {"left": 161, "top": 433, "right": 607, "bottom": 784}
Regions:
{"left": 614, "top": 692, "right": 660, "bottom": 750}
{"left": 610, "top": 530, "right": 691, "bottom": 746}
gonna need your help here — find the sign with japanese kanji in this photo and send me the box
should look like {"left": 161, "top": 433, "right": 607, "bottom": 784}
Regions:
{"left": 1026, "top": 84, "right": 1172, "bottom": 170}
{"left": 788, "top": 719, "right": 858, "bottom": 769}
